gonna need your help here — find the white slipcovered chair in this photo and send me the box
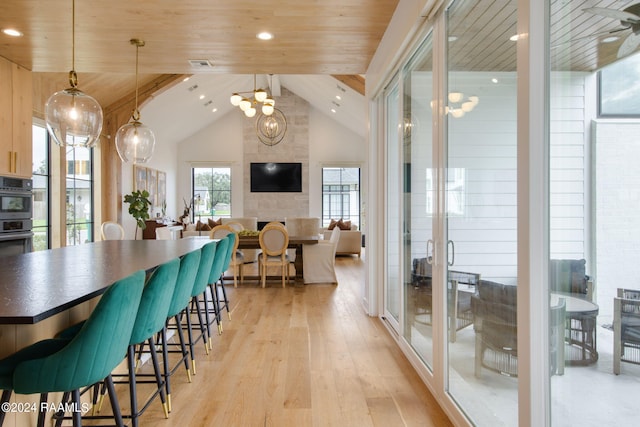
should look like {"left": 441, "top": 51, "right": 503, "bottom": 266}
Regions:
{"left": 303, "top": 227, "right": 340, "bottom": 284}
{"left": 285, "top": 217, "right": 321, "bottom": 261}
{"left": 101, "top": 221, "right": 125, "bottom": 240}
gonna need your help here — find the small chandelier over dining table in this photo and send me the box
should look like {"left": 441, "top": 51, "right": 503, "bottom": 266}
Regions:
{"left": 229, "top": 75, "right": 275, "bottom": 118}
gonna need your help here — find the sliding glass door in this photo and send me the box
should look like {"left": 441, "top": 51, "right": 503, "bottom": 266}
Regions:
{"left": 401, "top": 36, "right": 435, "bottom": 370}
{"left": 384, "top": 79, "right": 401, "bottom": 329}
{"left": 444, "top": 0, "right": 519, "bottom": 424}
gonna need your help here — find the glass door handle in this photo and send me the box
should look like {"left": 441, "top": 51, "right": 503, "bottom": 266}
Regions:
{"left": 427, "top": 239, "right": 434, "bottom": 265}
{"left": 448, "top": 240, "right": 455, "bottom": 266}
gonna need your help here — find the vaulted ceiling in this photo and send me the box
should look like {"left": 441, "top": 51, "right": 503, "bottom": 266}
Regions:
{"left": 0, "top": 0, "right": 391, "bottom": 140}
{"left": 2, "top": 0, "right": 638, "bottom": 144}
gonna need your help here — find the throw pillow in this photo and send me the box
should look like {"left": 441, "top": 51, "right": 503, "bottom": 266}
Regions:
{"left": 208, "top": 218, "right": 221, "bottom": 228}
{"left": 196, "top": 220, "right": 211, "bottom": 231}
{"left": 328, "top": 218, "right": 338, "bottom": 230}
{"left": 336, "top": 219, "right": 352, "bottom": 230}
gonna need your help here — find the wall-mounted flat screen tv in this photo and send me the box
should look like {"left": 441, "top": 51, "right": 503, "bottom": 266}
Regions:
{"left": 250, "top": 162, "right": 302, "bottom": 192}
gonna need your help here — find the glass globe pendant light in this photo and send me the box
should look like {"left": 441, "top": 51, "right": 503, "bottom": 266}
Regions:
{"left": 115, "top": 39, "right": 155, "bottom": 164}
{"left": 45, "top": 0, "right": 103, "bottom": 148}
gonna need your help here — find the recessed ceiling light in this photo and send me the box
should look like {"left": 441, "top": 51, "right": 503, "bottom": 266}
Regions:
{"left": 257, "top": 32, "right": 274, "bottom": 40}
{"left": 199, "top": 94, "right": 205, "bottom": 100}
{"left": 212, "top": 108, "right": 218, "bottom": 113}
{"left": 491, "top": 78, "right": 499, "bottom": 84}
{"left": 331, "top": 108, "right": 337, "bottom": 113}
{"left": 2, "top": 28, "right": 23, "bottom": 37}
{"left": 448, "top": 35, "right": 458, "bottom": 42}
{"left": 183, "top": 77, "right": 190, "bottom": 82}
{"left": 510, "top": 34, "right": 519, "bottom": 41}
{"left": 602, "top": 36, "right": 620, "bottom": 43}
{"left": 336, "top": 95, "right": 342, "bottom": 101}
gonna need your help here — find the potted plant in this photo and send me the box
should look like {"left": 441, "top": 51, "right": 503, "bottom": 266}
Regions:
{"left": 124, "top": 189, "right": 151, "bottom": 239}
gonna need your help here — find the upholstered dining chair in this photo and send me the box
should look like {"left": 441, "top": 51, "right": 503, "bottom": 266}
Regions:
{"left": 302, "top": 226, "right": 340, "bottom": 284}
{"left": 0, "top": 270, "right": 145, "bottom": 427}
{"left": 284, "top": 217, "right": 320, "bottom": 261}
{"left": 101, "top": 221, "right": 125, "bottom": 240}
{"left": 258, "top": 223, "right": 290, "bottom": 288}
{"left": 210, "top": 225, "right": 244, "bottom": 287}
{"left": 225, "top": 221, "right": 244, "bottom": 232}
{"left": 155, "top": 227, "right": 172, "bottom": 240}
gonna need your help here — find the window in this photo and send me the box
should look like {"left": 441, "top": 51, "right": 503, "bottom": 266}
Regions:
{"left": 322, "top": 167, "right": 360, "bottom": 228}
{"left": 66, "top": 147, "right": 94, "bottom": 245}
{"left": 192, "top": 167, "right": 231, "bottom": 222}
{"left": 599, "top": 53, "right": 640, "bottom": 117}
{"left": 32, "top": 122, "right": 50, "bottom": 251}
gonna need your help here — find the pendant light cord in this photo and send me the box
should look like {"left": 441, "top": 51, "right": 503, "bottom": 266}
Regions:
{"left": 133, "top": 42, "right": 140, "bottom": 121}
{"left": 130, "top": 39, "right": 145, "bottom": 121}
{"left": 68, "top": 0, "right": 78, "bottom": 88}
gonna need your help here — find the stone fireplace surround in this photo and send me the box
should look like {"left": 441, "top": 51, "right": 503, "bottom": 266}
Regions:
{"left": 243, "top": 87, "right": 310, "bottom": 221}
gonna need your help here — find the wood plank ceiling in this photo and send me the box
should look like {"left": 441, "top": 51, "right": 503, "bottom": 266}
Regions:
{"left": 0, "top": 0, "right": 397, "bottom": 108}
{"left": 1, "top": 1, "right": 639, "bottom": 108}
{"left": 443, "top": 0, "right": 639, "bottom": 72}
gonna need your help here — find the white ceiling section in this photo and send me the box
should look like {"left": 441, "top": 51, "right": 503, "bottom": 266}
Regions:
{"left": 141, "top": 74, "right": 367, "bottom": 145}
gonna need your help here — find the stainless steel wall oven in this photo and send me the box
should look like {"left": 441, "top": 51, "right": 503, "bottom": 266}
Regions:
{"left": 0, "top": 176, "right": 33, "bottom": 256}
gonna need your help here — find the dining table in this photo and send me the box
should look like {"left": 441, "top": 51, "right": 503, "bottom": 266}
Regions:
{"left": 236, "top": 234, "right": 319, "bottom": 285}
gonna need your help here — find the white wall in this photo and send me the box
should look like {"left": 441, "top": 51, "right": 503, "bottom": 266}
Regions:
{"left": 593, "top": 120, "right": 640, "bottom": 319}
{"left": 119, "top": 118, "right": 181, "bottom": 239}
{"left": 174, "top": 100, "right": 366, "bottom": 222}
{"left": 177, "top": 109, "right": 244, "bottom": 216}
{"left": 308, "top": 108, "right": 368, "bottom": 219}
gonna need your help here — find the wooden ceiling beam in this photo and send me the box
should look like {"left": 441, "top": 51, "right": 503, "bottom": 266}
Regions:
{"left": 332, "top": 75, "right": 365, "bottom": 96}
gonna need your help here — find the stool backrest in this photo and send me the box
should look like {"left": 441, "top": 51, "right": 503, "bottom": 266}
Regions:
{"left": 167, "top": 249, "right": 201, "bottom": 318}
{"left": 130, "top": 258, "right": 180, "bottom": 345}
{"left": 13, "top": 270, "right": 146, "bottom": 394}
{"left": 191, "top": 241, "right": 217, "bottom": 297}
{"left": 208, "top": 236, "right": 229, "bottom": 285}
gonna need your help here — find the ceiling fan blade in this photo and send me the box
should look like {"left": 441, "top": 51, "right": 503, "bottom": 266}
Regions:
{"left": 550, "top": 27, "right": 629, "bottom": 49}
{"left": 584, "top": 7, "right": 640, "bottom": 24}
{"left": 618, "top": 32, "right": 640, "bottom": 57}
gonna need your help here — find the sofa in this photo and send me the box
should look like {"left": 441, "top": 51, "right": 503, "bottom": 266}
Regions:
{"left": 322, "top": 223, "right": 361, "bottom": 257}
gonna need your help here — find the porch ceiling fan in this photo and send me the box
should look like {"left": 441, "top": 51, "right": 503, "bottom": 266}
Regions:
{"left": 584, "top": 3, "right": 640, "bottom": 58}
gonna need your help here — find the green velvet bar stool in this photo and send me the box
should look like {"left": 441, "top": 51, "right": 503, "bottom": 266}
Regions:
{"left": 163, "top": 249, "right": 201, "bottom": 413}
{"left": 206, "top": 236, "right": 230, "bottom": 339}
{"left": 0, "top": 270, "right": 145, "bottom": 427}
{"left": 81, "top": 259, "right": 180, "bottom": 426}
{"left": 187, "top": 241, "right": 217, "bottom": 373}
{"left": 216, "top": 233, "right": 235, "bottom": 322}
{"left": 126, "top": 258, "right": 179, "bottom": 426}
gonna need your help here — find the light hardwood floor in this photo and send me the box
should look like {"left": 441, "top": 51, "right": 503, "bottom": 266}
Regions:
{"left": 116, "top": 252, "right": 452, "bottom": 426}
